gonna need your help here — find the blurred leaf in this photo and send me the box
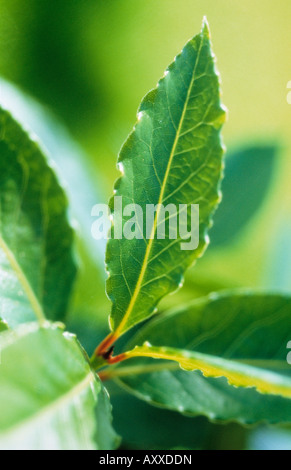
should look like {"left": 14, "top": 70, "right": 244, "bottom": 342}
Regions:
{"left": 0, "top": 78, "right": 107, "bottom": 270}
{"left": 0, "top": 78, "right": 110, "bottom": 328}
{"left": 211, "top": 146, "right": 277, "bottom": 246}
{"left": 263, "top": 220, "right": 291, "bottom": 291}
{"left": 95, "top": 384, "right": 121, "bottom": 451}
{"left": 0, "top": 108, "right": 76, "bottom": 327}
{"left": 106, "top": 20, "right": 226, "bottom": 339}
{"left": 114, "top": 292, "right": 291, "bottom": 424}
{"left": 0, "top": 323, "right": 119, "bottom": 450}
{"left": 0, "top": 0, "right": 106, "bottom": 136}
{"left": 0, "top": 319, "right": 8, "bottom": 332}
{"left": 108, "top": 381, "right": 247, "bottom": 450}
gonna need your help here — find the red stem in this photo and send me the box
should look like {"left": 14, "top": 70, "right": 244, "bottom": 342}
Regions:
{"left": 94, "top": 332, "right": 117, "bottom": 357}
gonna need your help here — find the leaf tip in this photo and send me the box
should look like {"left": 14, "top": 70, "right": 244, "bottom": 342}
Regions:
{"left": 201, "top": 16, "right": 210, "bottom": 38}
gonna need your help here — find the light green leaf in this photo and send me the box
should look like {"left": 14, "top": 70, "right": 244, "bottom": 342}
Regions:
{"left": 106, "top": 19, "right": 226, "bottom": 340}
{"left": 0, "top": 323, "right": 119, "bottom": 450}
{"left": 95, "top": 384, "right": 121, "bottom": 450}
{"left": 0, "top": 77, "right": 107, "bottom": 270}
{"left": 114, "top": 293, "right": 291, "bottom": 424}
{"left": 0, "top": 108, "right": 76, "bottom": 328}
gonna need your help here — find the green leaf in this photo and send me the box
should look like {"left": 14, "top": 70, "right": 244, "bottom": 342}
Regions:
{"left": 106, "top": 19, "right": 226, "bottom": 339}
{"left": 0, "top": 79, "right": 110, "bottom": 330}
{"left": 0, "top": 323, "right": 119, "bottom": 450}
{"left": 0, "top": 108, "right": 76, "bottom": 328}
{"left": 0, "top": 77, "right": 107, "bottom": 269}
{"left": 114, "top": 293, "right": 291, "bottom": 424}
{"left": 124, "top": 344, "right": 291, "bottom": 399}
{"left": 210, "top": 145, "right": 277, "bottom": 246}
{"left": 109, "top": 382, "right": 230, "bottom": 450}
{"left": 0, "top": 319, "right": 8, "bottom": 332}
{"left": 95, "top": 384, "right": 121, "bottom": 450}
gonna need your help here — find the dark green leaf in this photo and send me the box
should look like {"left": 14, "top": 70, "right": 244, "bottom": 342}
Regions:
{"left": 115, "top": 292, "right": 291, "bottom": 424}
{"left": 0, "top": 323, "right": 119, "bottom": 450}
{"left": 210, "top": 145, "right": 277, "bottom": 246}
{"left": 0, "top": 108, "right": 76, "bottom": 327}
{"left": 108, "top": 381, "right": 244, "bottom": 450}
{"left": 106, "top": 19, "right": 226, "bottom": 338}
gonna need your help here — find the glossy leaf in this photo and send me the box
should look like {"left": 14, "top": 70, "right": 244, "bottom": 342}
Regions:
{"left": 0, "top": 108, "right": 76, "bottom": 328}
{"left": 0, "top": 323, "right": 119, "bottom": 450}
{"left": 106, "top": 19, "right": 226, "bottom": 338}
{"left": 115, "top": 293, "right": 291, "bottom": 424}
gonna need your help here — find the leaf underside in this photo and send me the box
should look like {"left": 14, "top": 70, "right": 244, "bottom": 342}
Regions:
{"left": 116, "top": 293, "right": 291, "bottom": 424}
{"left": 0, "top": 323, "right": 119, "bottom": 450}
{"left": 127, "top": 344, "right": 291, "bottom": 399}
{"left": 0, "top": 108, "right": 76, "bottom": 327}
{"left": 106, "top": 20, "right": 226, "bottom": 338}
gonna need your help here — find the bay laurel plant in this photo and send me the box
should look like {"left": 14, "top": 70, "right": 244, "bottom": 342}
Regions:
{"left": 0, "top": 18, "right": 291, "bottom": 451}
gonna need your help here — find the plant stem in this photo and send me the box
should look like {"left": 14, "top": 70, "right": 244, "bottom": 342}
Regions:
{"left": 99, "top": 362, "right": 180, "bottom": 381}
{"left": 90, "top": 355, "right": 108, "bottom": 371}
{"left": 93, "top": 332, "right": 118, "bottom": 357}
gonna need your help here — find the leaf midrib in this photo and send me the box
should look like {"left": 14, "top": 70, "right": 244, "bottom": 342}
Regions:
{"left": 0, "top": 370, "right": 96, "bottom": 439}
{"left": 128, "top": 346, "right": 291, "bottom": 399}
{"left": 0, "top": 235, "right": 46, "bottom": 323}
{"left": 114, "top": 34, "right": 205, "bottom": 336}
{"left": 102, "top": 359, "right": 290, "bottom": 382}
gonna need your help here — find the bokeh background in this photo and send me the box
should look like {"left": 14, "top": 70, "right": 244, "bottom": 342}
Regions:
{"left": 0, "top": 0, "right": 291, "bottom": 450}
